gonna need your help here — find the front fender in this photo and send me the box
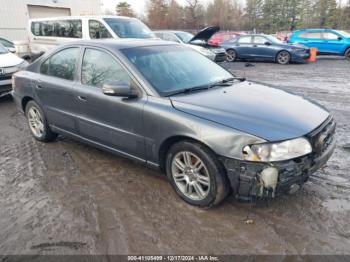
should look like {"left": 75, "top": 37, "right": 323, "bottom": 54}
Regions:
{"left": 143, "top": 96, "right": 265, "bottom": 165}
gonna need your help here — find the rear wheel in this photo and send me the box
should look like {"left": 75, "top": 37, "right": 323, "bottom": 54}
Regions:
{"left": 25, "top": 100, "right": 57, "bottom": 142}
{"left": 345, "top": 48, "right": 350, "bottom": 60}
{"left": 276, "top": 51, "right": 291, "bottom": 65}
{"left": 165, "top": 141, "right": 230, "bottom": 208}
{"left": 226, "top": 49, "right": 237, "bottom": 62}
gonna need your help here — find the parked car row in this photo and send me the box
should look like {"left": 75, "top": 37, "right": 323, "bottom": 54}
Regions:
{"left": 154, "top": 27, "right": 227, "bottom": 62}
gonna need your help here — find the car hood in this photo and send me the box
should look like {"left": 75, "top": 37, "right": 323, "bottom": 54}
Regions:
{"left": 170, "top": 81, "right": 329, "bottom": 141}
{"left": 190, "top": 26, "right": 220, "bottom": 42}
{"left": 0, "top": 52, "right": 23, "bottom": 67}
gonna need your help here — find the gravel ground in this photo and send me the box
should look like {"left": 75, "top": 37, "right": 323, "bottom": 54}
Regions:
{"left": 0, "top": 57, "right": 349, "bottom": 255}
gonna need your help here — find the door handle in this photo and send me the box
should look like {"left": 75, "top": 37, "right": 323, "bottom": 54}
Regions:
{"left": 77, "top": 95, "right": 87, "bottom": 102}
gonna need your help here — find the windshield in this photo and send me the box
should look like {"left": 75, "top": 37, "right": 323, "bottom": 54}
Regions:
{"left": 103, "top": 18, "right": 155, "bottom": 39}
{"left": 122, "top": 45, "right": 233, "bottom": 96}
{"left": 265, "top": 35, "right": 285, "bottom": 44}
{"left": 0, "top": 44, "right": 8, "bottom": 54}
{"left": 336, "top": 30, "right": 350, "bottom": 38}
{"left": 175, "top": 32, "right": 194, "bottom": 43}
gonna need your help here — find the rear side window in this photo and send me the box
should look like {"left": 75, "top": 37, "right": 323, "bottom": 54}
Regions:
{"left": 81, "top": 48, "right": 131, "bottom": 88}
{"left": 323, "top": 32, "right": 339, "bottom": 40}
{"left": 238, "top": 36, "right": 252, "bottom": 44}
{"left": 298, "top": 32, "right": 322, "bottom": 39}
{"left": 31, "top": 20, "right": 82, "bottom": 38}
{"left": 40, "top": 48, "right": 79, "bottom": 81}
{"left": 89, "top": 20, "right": 112, "bottom": 39}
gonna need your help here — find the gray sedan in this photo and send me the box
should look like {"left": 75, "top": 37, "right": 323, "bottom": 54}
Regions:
{"left": 12, "top": 40, "right": 335, "bottom": 207}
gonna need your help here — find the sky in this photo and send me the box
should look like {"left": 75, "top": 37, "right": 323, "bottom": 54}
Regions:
{"left": 101, "top": 0, "right": 214, "bottom": 15}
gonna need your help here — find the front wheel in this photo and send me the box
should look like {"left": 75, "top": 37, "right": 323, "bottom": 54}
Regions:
{"left": 165, "top": 141, "right": 230, "bottom": 208}
{"left": 345, "top": 48, "right": 350, "bottom": 60}
{"left": 25, "top": 100, "right": 57, "bottom": 142}
{"left": 276, "top": 51, "right": 291, "bottom": 65}
{"left": 226, "top": 49, "right": 237, "bottom": 62}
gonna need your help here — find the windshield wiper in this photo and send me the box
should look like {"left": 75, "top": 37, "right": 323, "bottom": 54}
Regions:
{"left": 166, "top": 85, "right": 210, "bottom": 97}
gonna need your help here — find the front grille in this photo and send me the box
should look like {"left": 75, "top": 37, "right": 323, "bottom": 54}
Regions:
{"left": 307, "top": 116, "right": 336, "bottom": 156}
{"left": 0, "top": 74, "right": 12, "bottom": 81}
{"left": 215, "top": 53, "right": 227, "bottom": 61}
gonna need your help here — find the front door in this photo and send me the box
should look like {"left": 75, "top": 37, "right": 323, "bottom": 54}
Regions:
{"left": 34, "top": 47, "right": 81, "bottom": 133}
{"left": 252, "top": 35, "right": 276, "bottom": 60}
{"left": 74, "top": 47, "right": 147, "bottom": 160}
{"left": 321, "top": 32, "right": 347, "bottom": 54}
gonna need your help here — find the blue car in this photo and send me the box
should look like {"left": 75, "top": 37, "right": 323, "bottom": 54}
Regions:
{"left": 221, "top": 34, "right": 310, "bottom": 64}
{"left": 289, "top": 29, "right": 350, "bottom": 59}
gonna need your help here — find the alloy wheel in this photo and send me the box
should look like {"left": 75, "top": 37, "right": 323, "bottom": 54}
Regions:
{"left": 277, "top": 51, "right": 291, "bottom": 64}
{"left": 28, "top": 107, "right": 44, "bottom": 138}
{"left": 171, "top": 151, "right": 210, "bottom": 201}
{"left": 226, "top": 50, "right": 236, "bottom": 62}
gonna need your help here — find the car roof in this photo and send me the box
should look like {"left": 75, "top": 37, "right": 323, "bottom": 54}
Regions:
{"left": 153, "top": 30, "right": 189, "bottom": 34}
{"left": 294, "top": 28, "right": 334, "bottom": 32}
{"left": 29, "top": 15, "right": 137, "bottom": 22}
{"left": 61, "top": 39, "right": 179, "bottom": 50}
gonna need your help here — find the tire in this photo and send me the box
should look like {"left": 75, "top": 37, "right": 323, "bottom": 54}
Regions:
{"left": 276, "top": 50, "right": 291, "bottom": 65}
{"left": 345, "top": 48, "right": 350, "bottom": 60}
{"left": 226, "top": 49, "right": 237, "bottom": 62}
{"left": 25, "top": 100, "right": 57, "bottom": 142}
{"left": 165, "top": 141, "right": 230, "bottom": 208}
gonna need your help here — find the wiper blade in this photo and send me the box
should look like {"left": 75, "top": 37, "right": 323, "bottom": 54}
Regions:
{"left": 166, "top": 85, "right": 209, "bottom": 96}
{"left": 209, "top": 77, "right": 246, "bottom": 88}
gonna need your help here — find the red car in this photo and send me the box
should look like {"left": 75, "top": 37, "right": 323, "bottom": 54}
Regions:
{"left": 208, "top": 31, "right": 243, "bottom": 46}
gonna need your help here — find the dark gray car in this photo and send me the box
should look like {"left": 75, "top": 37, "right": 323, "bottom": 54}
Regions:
{"left": 12, "top": 40, "right": 336, "bottom": 207}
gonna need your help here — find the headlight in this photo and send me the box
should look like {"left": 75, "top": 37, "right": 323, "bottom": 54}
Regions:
{"left": 198, "top": 47, "right": 214, "bottom": 56}
{"left": 242, "top": 137, "right": 312, "bottom": 162}
{"left": 212, "top": 48, "right": 225, "bottom": 54}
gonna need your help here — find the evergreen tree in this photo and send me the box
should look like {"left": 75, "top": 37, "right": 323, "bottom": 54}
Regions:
{"left": 116, "top": 2, "right": 135, "bottom": 17}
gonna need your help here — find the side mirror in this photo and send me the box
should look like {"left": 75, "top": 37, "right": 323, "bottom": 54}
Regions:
{"left": 102, "top": 82, "right": 139, "bottom": 98}
{"left": 190, "top": 39, "right": 206, "bottom": 46}
{"left": 265, "top": 41, "right": 272, "bottom": 46}
{"left": 338, "top": 37, "right": 343, "bottom": 41}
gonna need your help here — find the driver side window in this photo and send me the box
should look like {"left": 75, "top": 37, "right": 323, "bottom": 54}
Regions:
{"left": 254, "top": 36, "right": 267, "bottom": 44}
{"left": 81, "top": 48, "right": 131, "bottom": 88}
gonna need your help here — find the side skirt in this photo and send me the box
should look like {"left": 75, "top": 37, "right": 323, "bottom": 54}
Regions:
{"left": 50, "top": 125, "right": 161, "bottom": 170}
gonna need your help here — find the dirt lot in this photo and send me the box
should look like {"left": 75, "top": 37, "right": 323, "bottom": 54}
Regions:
{"left": 0, "top": 57, "right": 349, "bottom": 255}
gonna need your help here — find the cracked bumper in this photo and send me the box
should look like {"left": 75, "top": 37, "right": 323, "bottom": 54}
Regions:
{"left": 220, "top": 135, "right": 336, "bottom": 201}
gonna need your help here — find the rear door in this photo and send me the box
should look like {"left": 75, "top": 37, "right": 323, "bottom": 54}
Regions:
{"left": 297, "top": 32, "right": 325, "bottom": 52}
{"left": 74, "top": 47, "right": 147, "bottom": 160}
{"left": 34, "top": 47, "right": 81, "bottom": 133}
{"left": 234, "top": 36, "right": 254, "bottom": 58}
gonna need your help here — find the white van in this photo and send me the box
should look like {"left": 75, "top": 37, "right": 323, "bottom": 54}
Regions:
{"left": 28, "top": 15, "right": 156, "bottom": 58}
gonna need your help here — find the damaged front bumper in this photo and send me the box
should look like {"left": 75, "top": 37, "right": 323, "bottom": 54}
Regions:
{"left": 220, "top": 117, "right": 336, "bottom": 200}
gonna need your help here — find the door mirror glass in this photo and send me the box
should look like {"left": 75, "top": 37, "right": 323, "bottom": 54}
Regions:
{"left": 102, "top": 82, "right": 138, "bottom": 98}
